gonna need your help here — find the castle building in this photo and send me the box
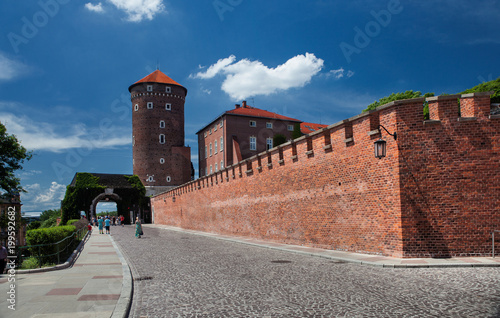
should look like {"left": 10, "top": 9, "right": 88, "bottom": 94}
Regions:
{"left": 129, "top": 70, "right": 192, "bottom": 196}
{"left": 196, "top": 101, "right": 303, "bottom": 178}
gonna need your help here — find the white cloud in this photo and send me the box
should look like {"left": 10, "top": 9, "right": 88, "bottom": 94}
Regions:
{"left": 347, "top": 70, "right": 355, "bottom": 78}
{"left": 191, "top": 55, "right": 237, "bottom": 79}
{"left": 22, "top": 182, "right": 66, "bottom": 212}
{"left": 85, "top": 2, "right": 105, "bottom": 13}
{"left": 329, "top": 68, "right": 345, "bottom": 79}
{"left": 0, "top": 113, "right": 130, "bottom": 153}
{"left": 108, "top": 0, "right": 165, "bottom": 22}
{"left": 191, "top": 53, "right": 324, "bottom": 100}
{"left": 0, "top": 53, "right": 28, "bottom": 81}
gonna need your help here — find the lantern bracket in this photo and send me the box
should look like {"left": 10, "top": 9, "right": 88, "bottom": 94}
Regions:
{"left": 378, "top": 125, "right": 397, "bottom": 140}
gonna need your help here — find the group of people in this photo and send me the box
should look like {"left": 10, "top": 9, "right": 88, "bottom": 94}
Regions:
{"left": 88, "top": 215, "right": 143, "bottom": 238}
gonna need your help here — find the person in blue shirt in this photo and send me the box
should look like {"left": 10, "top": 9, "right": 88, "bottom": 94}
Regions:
{"left": 104, "top": 217, "right": 111, "bottom": 234}
{"left": 98, "top": 217, "right": 104, "bottom": 234}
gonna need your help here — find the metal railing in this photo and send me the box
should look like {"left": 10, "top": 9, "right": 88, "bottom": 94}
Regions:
{"left": 17, "top": 227, "right": 88, "bottom": 268}
{"left": 493, "top": 230, "right": 500, "bottom": 258}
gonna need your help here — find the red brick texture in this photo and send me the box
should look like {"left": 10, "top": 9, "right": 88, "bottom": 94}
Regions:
{"left": 152, "top": 93, "right": 499, "bottom": 258}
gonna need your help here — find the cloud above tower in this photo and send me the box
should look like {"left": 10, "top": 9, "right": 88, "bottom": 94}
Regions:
{"left": 191, "top": 53, "right": 324, "bottom": 100}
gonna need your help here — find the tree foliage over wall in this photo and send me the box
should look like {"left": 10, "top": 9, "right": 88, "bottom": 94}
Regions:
{"left": 60, "top": 173, "right": 146, "bottom": 225}
{"left": 461, "top": 77, "right": 500, "bottom": 103}
{"left": 362, "top": 77, "right": 500, "bottom": 118}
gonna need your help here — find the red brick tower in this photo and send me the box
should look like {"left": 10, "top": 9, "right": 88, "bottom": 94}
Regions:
{"left": 129, "top": 70, "right": 192, "bottom": 195}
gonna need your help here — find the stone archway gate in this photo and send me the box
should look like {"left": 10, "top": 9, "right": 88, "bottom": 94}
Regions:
{"left": 66, "top": 173, "right": 149, "bottom": 224}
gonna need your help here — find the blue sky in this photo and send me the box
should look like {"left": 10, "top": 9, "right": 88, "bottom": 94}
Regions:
{"left": 0, "top": 0, "right": 499, "bottom": 213}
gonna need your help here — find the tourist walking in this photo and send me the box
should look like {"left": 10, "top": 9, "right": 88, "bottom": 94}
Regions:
{"left": 0, "top": 243, "right": 7, "bottom": 274}
{"left": 98, "top": 217, "right": 104, "bottom": 234}
{"left": 105, "top": 217, "right": 111, "bottom": 234}
{"left": 135, "top": 217, "right": 143, "bottom": 238}
{"left": 120, "top": 215, "right": 125, "bottom": 227}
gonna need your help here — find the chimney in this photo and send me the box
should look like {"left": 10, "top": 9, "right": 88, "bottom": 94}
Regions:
{"left": 235, "top": 104, "right": 240, "bottom": 109}
{"left": 242, "top": 100, "right": 247, "bottom": 108}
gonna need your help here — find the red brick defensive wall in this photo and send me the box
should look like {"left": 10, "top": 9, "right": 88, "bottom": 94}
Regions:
{"left": 152, "top": 92, "right": 500, "bottom": 258}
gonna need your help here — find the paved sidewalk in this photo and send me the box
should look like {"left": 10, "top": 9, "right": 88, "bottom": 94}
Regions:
{"left": 149, "top": 224, "right": 500, "bottom": 268}
{"left": 0, "top": 230, "right": 132, "bottom": 318}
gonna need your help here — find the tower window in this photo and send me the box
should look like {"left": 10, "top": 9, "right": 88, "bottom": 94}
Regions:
{"left": 221, "top": 160, "right": 224, "bottom": 169}
{"left": 250, "top": 136, "right": 256, "bottom": 150}
{"left": 147, "top": 102, "right": 153, "bottom": 109}
{"left": 160, "top": 158, "right": 165, "bottom": 164}
{"left": 159, "top": 134, "right": 165, "bottom": 144}
{"left": 210, "top": 165, "right": 213, "bottom": 174}
{"left": 205, "top": 146, "right": 208, "bottom": 158}
{"left": 214, "top": 140, "right": 218, "bottom": 154}
{"left": 250, "top": 120, "right": 256, "bottom": 127}
{"left": 134, "top": 104, "right": 139, "bottom": 111}
{"left": 165, "top": 103, "right": 171, "bottom": 110}
{"left": 166, "top": 176, "right": 171, "bottom": 182}
{"left": 219, "top": 120, "right": 223, "bottom": 128}
{"left": 220, "top": 137, "right": 223, "bottom": 151}
{"left": 214, "top": 125, "right": 217, "bottom": 132}
{"left": 160, "top": 120, "right": 165, "bottom": 128}
{"left": 166, "top": 87, "right": 171, "bottom": 93}
{"left": 215, "top": 163, "right": 218, "bottom": 172}
{"left": 147, "top": 85, "right": 153, "bottom": 92}
{"left": 209, "top": 143, "right": 212, "bottom": 156}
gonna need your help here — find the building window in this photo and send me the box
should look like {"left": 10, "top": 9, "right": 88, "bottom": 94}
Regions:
{"left": 210, "top": 165, "right": 213, "bottom": 174}
{"left": 287, "top": 125, "right": 294, "bottom": 131}
{"left": 266, "top": 122, "right": 273, "bottom": 129}
{"left": 147, "top": 85, "right": 153, "bottom": 92}
{"left": 209, "top": 129, "right": 212, "bottom": 135}
{"left": 166, "top": 176, "right": 171, "bottom": 182}
{"left": 214, "top": 140, "right": 218, "bottom": 154}
{"left": 147, "top": 102, "right": 153, "bottom": 109}
{"left": 250, "top": 120, "right": 256, "bottom": 127}
{"left": 165, "top": 103, "right": 171, "bottom": 110}
{"left": 219, "top": 120, "right": 223, "bottom": 128}
{"left": 209, "top": 143, "right": 212, "bottom": 156}
{"left": 221, "top": 160, "right": 224, "bottom": 169}
{"left": 204, "top": 132, "right": 207, "bottom": 138}
{"left": 250, "top": 136, "right": 256, "bottom": 150}
{"left": 220, "top": 137, "right": 223, "bottom": 151}
{"left": 214, "top": 125, "right": 217, "bottom": 132}
{"left": 132, "top": 136, "right": 135, "bottom": 146}
{"left": 159, "top": 134, "right": 165, "bottom": 144}
{"left": 160, "top": 158, "right": 165, "bottom": 164}
{"left": 147, "top": 175, "right": 154, "bottom": 182}
{"left": 205, "top": 146, "right": 208, "bottom": 158}
{"left": 166, "top": 87, "right": 171, "bottom": 93}
{"left": 266, "top": 137, "right": 273, "bottom": 150}
{"left": 160, "top": 120, "right": 165, "bottom": 128}
{"left": 215, "top": 163, "right": 218, "bottom": 172}
{"left": 134, "top": 104, "right": 139, "bottom": 111}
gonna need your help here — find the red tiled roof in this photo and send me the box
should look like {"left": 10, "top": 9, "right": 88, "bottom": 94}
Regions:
{"left": 300, "top": 122, "right": 328, "bottom": 134}
{"left": 133, "top": 70, "right": 183, "bottom": 86}
{"left": 226, "top": 105, "right": 301, "bottom": 122}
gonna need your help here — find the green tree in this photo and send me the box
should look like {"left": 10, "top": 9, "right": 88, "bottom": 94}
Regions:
{"left": 363, "top": 90, "right": 435, "bottom": 112}
{"left": 461, "top": 77, "right": 500, "bottom": 103}
{"left": 0, "top": 122, "right": 32, "bottom": 198}
{"left": 292, "top": 123, "right": 303, "bottom": 139}
{"left": 40, "top": 209, "right": 61, "bottom": 222}
{"left": 273, "top": 134, "right": 287, "bottom": 147}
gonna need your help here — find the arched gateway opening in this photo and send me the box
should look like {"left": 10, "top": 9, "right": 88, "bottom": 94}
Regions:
{"left": 61, "top": 173, "right": 149, "bottom": 225}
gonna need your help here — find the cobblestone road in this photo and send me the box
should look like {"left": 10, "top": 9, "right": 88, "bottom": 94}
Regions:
{"left": 111, "top": 225, "right": 500, "bottom": 318}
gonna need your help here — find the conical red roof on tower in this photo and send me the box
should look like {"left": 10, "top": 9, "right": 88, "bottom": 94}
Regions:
{"left": 128, "top": 70, "right": 186, "bottom": 93}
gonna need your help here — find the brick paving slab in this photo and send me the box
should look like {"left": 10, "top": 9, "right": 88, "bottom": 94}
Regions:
{"left": 111, "top": 225, "right": 500, "bottom": 318}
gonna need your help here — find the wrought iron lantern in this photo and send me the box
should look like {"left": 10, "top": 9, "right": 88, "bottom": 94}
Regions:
{"left": 374, "top": 125, "right": 397, "bottom": 159}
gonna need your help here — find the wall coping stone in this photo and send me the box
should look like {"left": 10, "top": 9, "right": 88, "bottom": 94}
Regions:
{"left": 426, "top": 94, "right": 461, "bottom": 102}
{"left": 460, "top": 91, "right": 494, "bottom": 98}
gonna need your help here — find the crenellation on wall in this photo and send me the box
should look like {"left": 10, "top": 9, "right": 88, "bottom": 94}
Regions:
{"left": 152, "top": 92, "right": 498, "bottom": 258}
